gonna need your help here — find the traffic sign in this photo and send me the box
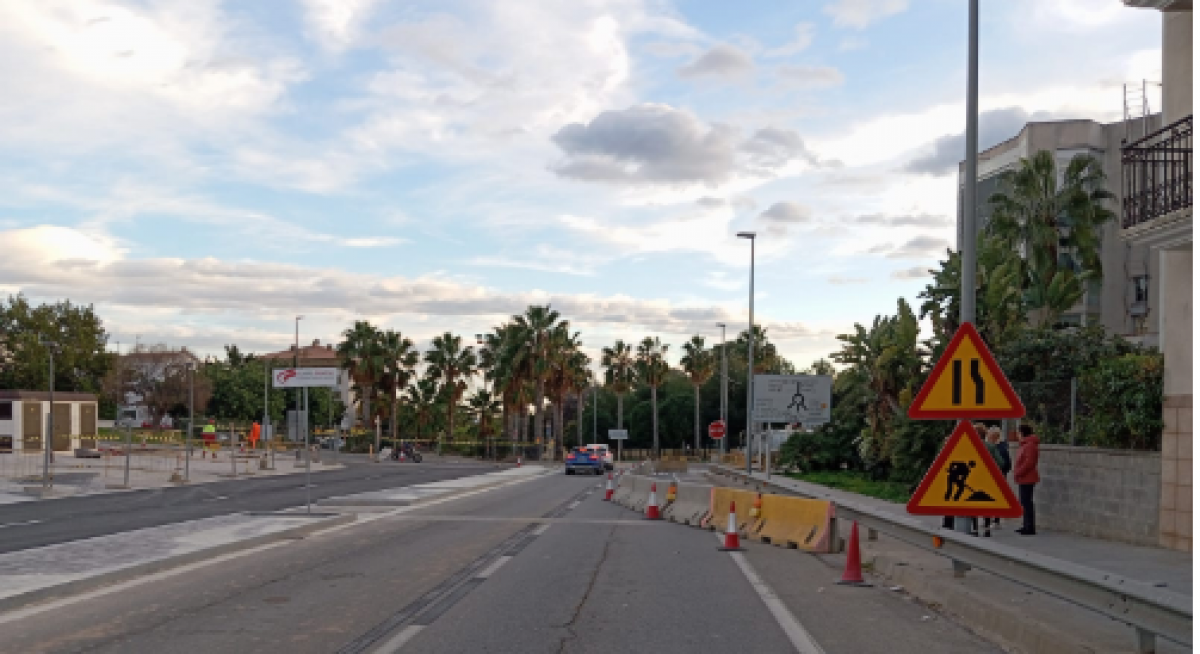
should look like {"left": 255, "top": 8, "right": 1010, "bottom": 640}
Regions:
{"left": 708, "top": 421, "right": 726, "bottom": 439}
{"left": 908, "top": 322, "right": 1024, "bottom": 420}
{"left": 607, "top": 429, "right": 629, "bottom": 440}
{"left": 273, "top": 367, "right": 340, "bottom": 389}
{"left": 906, "top": 420, "right": 1022, "bottom": 518}
{"left": 752, "top": 375, "right": 832, "bottom": 424}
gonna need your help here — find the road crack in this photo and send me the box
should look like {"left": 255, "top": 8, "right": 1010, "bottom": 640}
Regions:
{"left": 555, "top": 522, "right": 617, "bottom": 654}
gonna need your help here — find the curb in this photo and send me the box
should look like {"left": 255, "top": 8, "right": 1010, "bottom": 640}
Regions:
{"left": 0, "top": 512, "right": 355, "bottom": 614}
{"left": 867, "top": 551, "right": 1086, "bottom": 654}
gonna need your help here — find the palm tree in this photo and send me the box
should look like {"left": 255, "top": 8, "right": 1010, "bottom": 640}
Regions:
{"left": 601, "top": 340, "right": 635, "bottom": 429}
{"left": 565, "top": 350, "right": 592, "bottom": 449}
{"left": 380, "top": 330, "right": 419, "bottom": 445}
{"left": 424, "top": 332, "right": 477, "bottom": 454}
{"left": 986, "top": 150, "right": 1115, "bottom": 327}
{"left": 336, "top": 321, "right": 386, "bottom": 427}
{"left": 511, "top": 305, "right": 562, "bottom": 445}
{"left": 544, "top": 323, "right": 581, "bottom": 449}
{"left": 406, "top": 377, "right": 440, "bottom": 441}
{"left": 680, "top": 335, "right": 715, "bottom": 454}
{"left": 468, "top": 389, "right": 502, "bottom": 458}
{"left": 635, "top": 336, "right": 670, "bottom": 459}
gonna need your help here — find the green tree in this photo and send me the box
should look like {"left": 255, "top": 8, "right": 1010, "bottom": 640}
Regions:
{"left": 601, "top": 340, "right": 635, "bottom": 429}
{"left": 512, "top": 305, "right": 563, "bottom": 444}
{"left": 424, "top": 332, "right": 477, "bottom": 451}
{"left": 336, "top": 321, "right": 386, "bottom": 427}
{"left": 680, "top": 335, "right": 715, "bottom": 453}
{"left": 379, "top": 330, "right": 419, "bottom": 443}
{"left": 635, "top": 336, "right": 670, "bottom": 458}
{"left": 0, "top": 295, "right": 112, "bottom": 399}
{"left": 986, "top": 150, "right": 1115, "bottom": 327}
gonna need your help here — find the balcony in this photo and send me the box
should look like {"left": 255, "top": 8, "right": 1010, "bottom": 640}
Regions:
{"left": 1121, "top": 115, "right": 1192, "bottom": 231}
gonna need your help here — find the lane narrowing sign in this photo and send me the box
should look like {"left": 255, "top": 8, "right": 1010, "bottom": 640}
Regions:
{"left": 908, "top": 322, "right": 1024, "bottom": 420}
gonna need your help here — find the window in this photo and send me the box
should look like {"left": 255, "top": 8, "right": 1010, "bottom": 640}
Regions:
{"left": 0, "top": 402, "right": 11, "bottom": 421}
{"left": 1133, "top": 276, "right": 1149, "bottom": 303}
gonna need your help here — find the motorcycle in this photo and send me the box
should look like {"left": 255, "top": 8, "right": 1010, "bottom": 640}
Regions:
{"left": 390, "top": 444, "right": 423, "bottom": 463}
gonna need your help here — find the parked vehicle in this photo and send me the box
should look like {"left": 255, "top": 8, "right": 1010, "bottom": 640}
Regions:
{"left": 565, "top": 447, "right": 603, "bottom": 475}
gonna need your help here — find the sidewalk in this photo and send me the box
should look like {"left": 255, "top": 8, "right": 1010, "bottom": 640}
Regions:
{"left": 709, "top": 466, "right": 1191, "bottom": 653}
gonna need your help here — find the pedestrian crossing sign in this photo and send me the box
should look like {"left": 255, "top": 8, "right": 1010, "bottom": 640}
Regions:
{"left": 908, "top": 322, "right": 1025, "bottom": 420}
{"left": 906, "top": 420, "right": 1022, "bottom": 518}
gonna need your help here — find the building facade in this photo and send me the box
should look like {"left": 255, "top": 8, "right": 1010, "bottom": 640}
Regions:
{"left": 0, "top": 391, "right": 100, "bottom": 453}
{"left": 957, "top": 115, "right": 1163, "bottom": 344}
{"left": 1120, "top": 0, "right": 1192, "bottom": 552}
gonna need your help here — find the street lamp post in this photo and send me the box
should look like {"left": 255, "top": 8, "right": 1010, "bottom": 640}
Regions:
{"left": 187, "top": 363, "right": 194, "bottom": 482}
{"left": 716, "top": 322, "right": 727, "bottom": 456}
{"left": 737, "top": 232, "right": 756, "bottom": 476}
{"left": 38, "top": 338, "right": 56, "bottom": 490}
{"left": 952, "top": 0, "right": 983, "bottom": 556}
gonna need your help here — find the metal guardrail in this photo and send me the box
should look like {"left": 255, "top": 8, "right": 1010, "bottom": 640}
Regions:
{"left": 711, "top": 465, "right": 1191, "bottom": 651}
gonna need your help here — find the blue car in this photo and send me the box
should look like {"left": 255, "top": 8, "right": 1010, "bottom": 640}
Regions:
{"left": 565, "top": 447, "right": 604, "bottom": 475}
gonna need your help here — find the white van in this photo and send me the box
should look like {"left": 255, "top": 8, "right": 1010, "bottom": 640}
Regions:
{"left": 585, "top": 444, "right": 613, "bottom": 470}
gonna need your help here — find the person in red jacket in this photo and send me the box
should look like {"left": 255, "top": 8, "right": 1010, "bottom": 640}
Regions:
{"left": 1014, "top": 424, "right": 1040, "bottom": 535}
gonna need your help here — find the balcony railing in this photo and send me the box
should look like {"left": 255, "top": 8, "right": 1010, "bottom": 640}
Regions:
{"left": 1121, "top": 115, "right": 1192, "bottom": 229}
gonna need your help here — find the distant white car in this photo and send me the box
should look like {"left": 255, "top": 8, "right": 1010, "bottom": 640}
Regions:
{"left": 585, "top": 444, "right": 613, "bottom": 470}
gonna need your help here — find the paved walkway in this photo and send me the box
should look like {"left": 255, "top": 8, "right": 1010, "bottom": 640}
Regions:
{"left": 732, "top": 468, "right": 1192, "bottom": 595}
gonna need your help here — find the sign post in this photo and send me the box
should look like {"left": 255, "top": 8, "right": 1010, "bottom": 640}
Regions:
{"left": 907, "top": 322, "right": 1025, "bottom": 575}
{"left": 608, "top": 429, "right": 628, "bottom": 464}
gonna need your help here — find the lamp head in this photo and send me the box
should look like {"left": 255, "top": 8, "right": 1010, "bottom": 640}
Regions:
{"left": 736, "top": 231, "right": 756, "bottom": 239}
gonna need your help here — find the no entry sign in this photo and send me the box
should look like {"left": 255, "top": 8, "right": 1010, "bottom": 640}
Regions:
{"left": 708, "top": 421, "right": 726, "bottom": 439}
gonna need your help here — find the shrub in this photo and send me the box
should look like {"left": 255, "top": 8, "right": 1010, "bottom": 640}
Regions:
{"left": 1079, "top": 354, "right": 1164, "bottom": 450}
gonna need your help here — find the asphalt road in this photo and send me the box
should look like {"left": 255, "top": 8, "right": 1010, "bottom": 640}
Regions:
{"left": 0, "top": 455, "right": 502, "bottom": 553}
{"left": 0, "top": 470, "right": 1003, "bottom": 654}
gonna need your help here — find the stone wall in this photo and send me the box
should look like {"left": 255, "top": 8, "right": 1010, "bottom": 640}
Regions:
{"left": 1028, "top": 445, "right": 1162, "bottom": 546}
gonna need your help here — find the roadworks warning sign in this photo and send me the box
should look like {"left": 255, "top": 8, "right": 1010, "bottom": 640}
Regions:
{"left": 907, "top": 420, "right": 1022, "bottom": 518}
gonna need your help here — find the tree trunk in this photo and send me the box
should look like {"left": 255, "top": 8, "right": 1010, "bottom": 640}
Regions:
{"left": 534, "top": 380, "right": 545, "bottom": 444}
{"left": 362, "top": 392, "right": 372, "bottom": 431}
{"left": 694, "top": 384, "right": 701, "bottom": 455}
{"left": 651, "top": 386, "right": 659, "bottom": 460}
{"left": 391, "top": 398, "right": 399, "bottom": 445}
{"left": 617, "top": 393, "right": 624, "bottom": 429}
{"left": 556, "top": 401, "right": 565, "bottom": 450}
{"left": 576, "top": 391, "right": 583, "bottom": 448}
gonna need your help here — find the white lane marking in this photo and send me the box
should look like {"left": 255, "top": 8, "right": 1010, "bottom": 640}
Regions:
{"left": 474, "top": 555, "right": 512, "bottom": 579}
{"left": 0, "top": 520, "right": 42, "bottom": 529}
{"left": 568, "top": 501, "right": 580, "bottom": 510}
{"left": 717, "top": 533, "right": 826, "bottom": 654}
{"left": 532, "top": 523, "right": 551, "bottom": 536}
{"left": 372, "top": 624, "right": 425, "bottom": 654}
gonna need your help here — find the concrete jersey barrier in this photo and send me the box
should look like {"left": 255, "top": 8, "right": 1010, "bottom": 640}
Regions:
{"left": 663, "top": 483, "right": 713, "bottom": 526}
{"left": 749, "top": 493, "right": 836, "bottom": 552}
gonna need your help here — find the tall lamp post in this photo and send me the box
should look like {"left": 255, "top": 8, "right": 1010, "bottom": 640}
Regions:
{"left": 736, "top": 232, "right": 756, "bottom": 475}
{"left": 186, "top": 362, "right": 194, "bottom": 482}
{"left": 954, "top": 0, "right": 982, "bottom": 548}
{"left": 294, "top": 314, "right": 304, "bottom": 451}
{"left": 38, "top": 338, "right": 57, "bottom": 490}
{"left": 716, "top": 322, "right": 727, "bottom": 456}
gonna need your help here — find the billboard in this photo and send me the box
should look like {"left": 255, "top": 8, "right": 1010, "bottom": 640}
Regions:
{"left": 272, "top": 367, "right": 340, "bottom": 389}
{"left": 752, "top": 374, "right": 832, "bottom": 425}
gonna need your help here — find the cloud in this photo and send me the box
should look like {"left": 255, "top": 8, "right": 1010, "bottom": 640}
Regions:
{"left": 341, "top": 237, "right": 404, "bottom": 248}
{"left": 776, "top": 65, "right": 845, "bottom": 88}
{"left": 696, "top": 197, "right": 726, "bottom": 208}
{"left": 766, "top": 23, "right": 815, "bottom": 57}
{"left": 902, "top": 107, "right": 1050, "bottom": 176}
{"left": 851, "top": 213, "right": 951, "bottom": 228}
{"left": 644, "top": 41, "right": 703, "bottom": 59}
{"left": 677, "top": 44, "right": 755, "bottom": 80}
{"left": 300, "top": 0, "right": 381, "bottom": 52}
{"left": 823, "top": 0, "right": 909, "bottom": 29}
{"left": 1, "top": 224, "right": 826, "bottom": 351}
{"left": 891, "top": 266, "right": 931, "bottom": 280}
{"left": 828, "top": 275, "right": 868, "bottom": 285}
{"left": 549, "top": 105, "right": 819, "bottom": 187}
{"left": 874, "top": 235, "right": 951, "bottom": 259}
{"left": 740, "top": 127, "right": 819, "bottom": 174}
{"left": 760, "top": 202, "right": 811, "bottom": 223}
{"left": 550, "top": 104, "right": 737, "bottom": 185}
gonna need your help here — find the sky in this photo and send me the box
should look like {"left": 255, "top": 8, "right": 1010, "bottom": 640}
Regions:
{"left": 0, "top": 0, "right": 1163, "bottom": 373}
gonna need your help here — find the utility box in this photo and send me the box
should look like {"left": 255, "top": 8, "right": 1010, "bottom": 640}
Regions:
{"left": 0, "top": 391, "right": 99, "bottom": 454}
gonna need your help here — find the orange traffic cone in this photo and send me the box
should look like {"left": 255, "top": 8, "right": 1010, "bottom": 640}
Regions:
{"left": 517, "top": 456, "right": 522, "bottom": 468}
{"left": 645, "top": 483, "right": 661, "bottom": 520}
{"left": 836, "top": 521, "right": 872, "bottom": 587}
{"left": 604, "top": 473, "right": 614, "bottom": 501}
{"left": 718, "top": 501, "right": 744, "bottom": 551}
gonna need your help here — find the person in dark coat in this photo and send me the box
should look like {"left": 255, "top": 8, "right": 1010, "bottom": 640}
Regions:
{"left": 1014, "top": 424, "right": 1040, "bottom": 535}
{"left": 981, "top": 425, "right": 1011, "bottom": 536}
